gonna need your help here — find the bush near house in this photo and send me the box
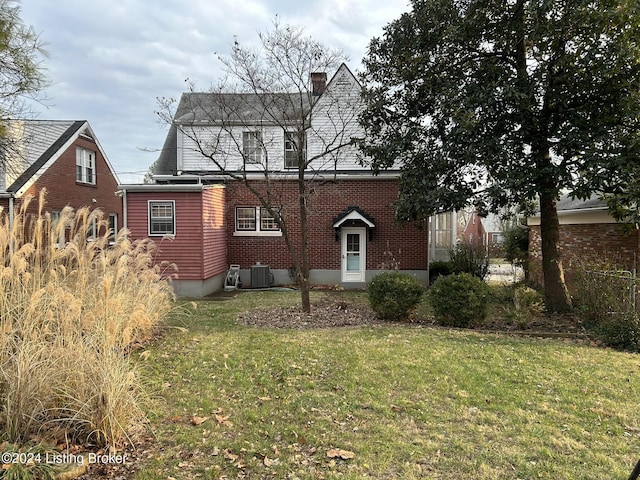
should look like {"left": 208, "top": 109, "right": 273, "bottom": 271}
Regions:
{"left": 367, "top": 271, "right": 424, "bottom": 320}
{"left": 573, "top": 262, "right": 640, "bottom": 352}
{"left": 428, "top": 273, "right": 489, "bottom": 328}
{"left": 0, "top": 193, "right": 174, "bottom": 450}
{"left": 428, "top": 260, "right": 453, "bottom": 285}
{"left": 449, "top": 241, "right": 489, "bottom": 280}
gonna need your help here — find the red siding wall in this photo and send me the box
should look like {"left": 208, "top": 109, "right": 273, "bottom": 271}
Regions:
{"left": 202, "top": 187, "right": 228, "bottom": 278}
{"left": 225, "top": 179, "right": 428, "bottom": 271}
{"left": 17, "top": 136, "right": 122, "bottom": 222}
{"left": 126, "top": 187, "right": 227, "bottom": 282}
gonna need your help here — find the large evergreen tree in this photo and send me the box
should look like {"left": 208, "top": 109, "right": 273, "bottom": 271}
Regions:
{"left": 359, "top": 0, "right": 640, "bottom": 312}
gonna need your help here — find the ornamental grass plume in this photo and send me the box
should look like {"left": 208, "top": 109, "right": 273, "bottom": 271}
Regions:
{"left": 0, "top": 192, "right": 175, "bottom": 447}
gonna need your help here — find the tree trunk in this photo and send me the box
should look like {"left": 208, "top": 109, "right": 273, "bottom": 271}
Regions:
{"left": 538, "top": 185, "right": 572, "bottom": 313}
{"left": 298, "top": 162, "right": 311, "bottom": 314}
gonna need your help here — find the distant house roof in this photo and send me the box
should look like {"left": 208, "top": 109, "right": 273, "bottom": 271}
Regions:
{"left": 481, "top": 213, "right": 502, "bottom": 233}
{"left": 555, "top": 194, "right": 607, "bottom": 212}
{"left": 1, "top": 119, "right": 119, "bottom": 195}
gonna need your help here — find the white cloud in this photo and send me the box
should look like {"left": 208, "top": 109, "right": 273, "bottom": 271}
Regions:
{"left": 18, "top": 0, "right": 410, "bottom": 182}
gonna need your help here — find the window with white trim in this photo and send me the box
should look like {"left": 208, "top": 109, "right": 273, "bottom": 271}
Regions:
{"left": 236, "top": 207, "right": 256, "bottom": 231}
{"left": 243, "top": 131, "right": 262, "bottom": 164}
{"left": 284, "top": 131, "right": 305, "bottom": 169}
{"left": 434, "top": 212, "right": 453, "bottom": 249}
{"left": 86, "top": 217, "right": 97, "bottom": 241}
{"left": 149, "top": 201, "right": 175, "bottom": 236}
{"left": 109, "top": 213, "right": 118, "bottom": 243}
{"left": 50, "top": 209, "right": 65, "bottom": 246}
{"left": 76, "top": 147, "right": 96, "bottom": 184}
{"left": 235, "top": 206, "right": 281, "bottom": 235}
{"left": 260, "top": 207, "right": 279, "bottom": 231}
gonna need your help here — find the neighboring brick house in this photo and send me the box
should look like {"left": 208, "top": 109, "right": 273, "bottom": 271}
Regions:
{"left": 120, "top": 64, "right": 443, "bottom": 296}
{"left": 0, "top": 120, "right": 122, "bottom": 235}
{"left": 527, "top": 195, "right": 640, "bottom": 286}
{"left": 460, "top": 211, "right": 504, "bottom": 250}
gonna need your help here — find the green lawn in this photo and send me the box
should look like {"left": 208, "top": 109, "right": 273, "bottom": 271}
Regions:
{"left": 134, "top": 291, "right": 640, "bottom": 479}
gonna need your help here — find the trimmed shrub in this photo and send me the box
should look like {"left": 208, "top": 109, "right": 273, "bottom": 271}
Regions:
{"left": 449, "top": 241, "right": 490, "bottom": 280}
{"left": 429, "top": 261, "right": 453, "bottom": 285}
{"left": 368, "top": 272, "right": 424, "bottom": 320}
{"left": 428, "top": 273, "right": 489, "bottom": 328}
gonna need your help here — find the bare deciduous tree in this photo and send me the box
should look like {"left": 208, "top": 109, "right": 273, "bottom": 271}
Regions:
{"left": 156, "top": 22, "right": 362, "bottom": 313}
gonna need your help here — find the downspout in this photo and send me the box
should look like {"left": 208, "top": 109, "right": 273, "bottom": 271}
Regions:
{"left": 115, "top": 189, "right": 127, "bottom": 235}
{"left": 122, "top": 189, "right": 127, "bottom": 231}
{"left": 8, "top": 195, "right": 14, "bottom": 254}
{"left": 8, "top": 196, "right": 14, "bottom": 232}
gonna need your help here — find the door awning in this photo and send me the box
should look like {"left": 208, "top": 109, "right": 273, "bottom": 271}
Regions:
{"left": 332, "top": 206, "right": 376, "bottom": 240}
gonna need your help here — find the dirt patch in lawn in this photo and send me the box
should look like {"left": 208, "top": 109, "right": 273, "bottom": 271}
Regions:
{"left": 237, "top": 296, "right": 382, "bottom": 329}
{"left": 237, "top": 295, "right": 588, "bottom": 338}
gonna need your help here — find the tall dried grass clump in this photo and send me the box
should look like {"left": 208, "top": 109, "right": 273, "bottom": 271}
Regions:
{"left": 0, "top": 193, "right": 175, "bottom": 447}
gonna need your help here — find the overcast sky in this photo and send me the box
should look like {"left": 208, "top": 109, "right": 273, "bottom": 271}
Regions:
{"left": 18, "top": 0, "right": 411, "bottom": 183}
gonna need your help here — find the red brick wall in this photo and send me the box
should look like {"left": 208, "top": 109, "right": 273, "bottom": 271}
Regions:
{"left": 225, "top": 179, "right": 428, "bottom": 271}
{"left": 529, "top": 223, "right": 640, "bottom": 285}
{"left": 14, "top": 136, "right": 122, "bottom": 224}
{"left": 462, "top": 212, "right": 487, "bottom": 245}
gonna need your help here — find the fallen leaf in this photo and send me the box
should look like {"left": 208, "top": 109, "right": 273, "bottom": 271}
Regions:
{"left": 327, "top": 448, "right": 355, "bottom": 460}
{"left": 191, "top": 416, "right": 208, "bottom": 426}
{"left": 215, "top": 414, "right": 234, "bottom": 427}
{"left": 263, "top": 456, "right": 279, "bottom": 467}
{"left": 211, "top": 447, "right": 220, "bottom": 456}
{"left": 139, "top": 350, "right": 151, "bottom": 361}
{"left": 223, "top": 449, "right": 238, "bottom": 461}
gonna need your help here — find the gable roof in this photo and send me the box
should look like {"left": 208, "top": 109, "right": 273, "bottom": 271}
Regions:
{"left": 174, "top": 92, "right": 311, "bottom": 125}
{"left": 155, "top": 64, "right": 357, "bottom": 177}
{"left": 2, "top": 120, "right": 119, "bottom": 195}
{"left": 332, "top": 206, "right": 376, "bottom": 228}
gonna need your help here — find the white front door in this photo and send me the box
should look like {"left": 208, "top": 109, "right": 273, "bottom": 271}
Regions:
{"left": 341, "top": 227, "right": 366, "bottom": 282}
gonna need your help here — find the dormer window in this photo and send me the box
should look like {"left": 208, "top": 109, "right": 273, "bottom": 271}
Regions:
{"left": 76, "top": 147, "right": 96, "bottom": 185}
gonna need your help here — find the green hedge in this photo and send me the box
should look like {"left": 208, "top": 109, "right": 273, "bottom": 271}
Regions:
{"left": 368, "top": 272, "right": 424, "bottom": 320}
{"left": 428, "top": 273, "right": 488, "bottom": 328}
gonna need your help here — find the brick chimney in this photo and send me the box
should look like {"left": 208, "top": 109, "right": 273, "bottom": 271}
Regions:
{"left": 311, "top": 72, "right": 327, "bottom": 96}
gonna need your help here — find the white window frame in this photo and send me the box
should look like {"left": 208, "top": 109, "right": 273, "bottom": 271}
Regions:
{"left": 148, "top": 200, "right": 175, "bottom": 236}
{"left": 284, "top": 131, "right": 306, "bottom": 169}
{"left": 235, "top": 207, "right": 256, "bottom": 231}
{"left": 434, "top": 212, "right": 453, "bottom": 249}
{"left": 76, "top": 147, "right": 96, "bottom": 185}
{"left": 50, "top": 209, "right": 66, "bottom": 247}
{"left": 109, "top": 213, "right": 118, "bottom": 244}
{"left": 242, "top": 131, "right": 262, "bottom": 164}
{"left": 234, "top": 206, "right": 282, "bottom": 237}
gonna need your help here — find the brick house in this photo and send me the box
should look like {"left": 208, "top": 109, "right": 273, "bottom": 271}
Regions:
{"left": 527, "top": 195, "right": 639, "bottom": 285}
{"left": 460, "top": 211, "right": 504, "bottom": 249}
{"left": 120, "top": 64, "right": 448, "bottom": 297}
{"left": 0, "top": 120, "right": 122, "bottom": 233}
